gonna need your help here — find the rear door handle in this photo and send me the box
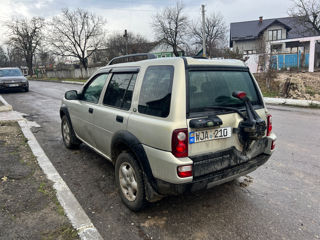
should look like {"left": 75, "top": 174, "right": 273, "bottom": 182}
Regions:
{"left": 88, "top": 108, "right": 93, "bottom": 114}
{"left": 116, "top": 115, "right": 123, "bottom": 123}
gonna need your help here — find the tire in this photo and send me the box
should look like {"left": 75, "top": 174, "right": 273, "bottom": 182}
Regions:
{"left": 24, "top": 86, "right": 29, "bottom": 92}
{"left": 61, "top": 115, "right": 81, "bottom": 149}
{"left": 115, "top": 152, "right": 146, "bottom": 211}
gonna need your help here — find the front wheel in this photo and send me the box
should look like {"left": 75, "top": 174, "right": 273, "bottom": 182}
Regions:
{"left": 61, "top": 115, "right": 80, "bottom": 149}
{"left": 115, "top": 152, "right": 146, "bottom": 211}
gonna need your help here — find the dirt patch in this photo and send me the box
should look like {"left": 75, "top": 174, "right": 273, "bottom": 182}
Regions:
{"left": 255, "top": 72, "right": 320, "bottom": 101}
{"left": 0, "top": 121, "right": 78, "bottom": 240}
{"left": 141, "top": 216, "right": 167, "bottom": 228}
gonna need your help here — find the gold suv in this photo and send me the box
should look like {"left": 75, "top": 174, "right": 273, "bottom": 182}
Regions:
{"left": 60, "top": 54, "right": 276, "bottom": 211}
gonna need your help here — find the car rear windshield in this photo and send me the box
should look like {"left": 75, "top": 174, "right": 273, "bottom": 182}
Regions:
{"left": 0, "top": 69, "right": 23, "bottom": 77}
{"left": 188, "top": 70, "right": 261, "bottom": 112}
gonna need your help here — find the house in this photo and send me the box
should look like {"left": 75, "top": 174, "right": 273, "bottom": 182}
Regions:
{"left": 230, "top": 16, "right": 320, "bottom": 73}
{"left": 149, "top": 41, "right": 185, "bottom": 58}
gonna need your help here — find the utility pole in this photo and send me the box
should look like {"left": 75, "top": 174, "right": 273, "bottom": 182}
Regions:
{"left": 123, "top": 29, "right": 128, "bottom": 55}
{"left": 201, "top": 4, "right": 206, "bottom": 57}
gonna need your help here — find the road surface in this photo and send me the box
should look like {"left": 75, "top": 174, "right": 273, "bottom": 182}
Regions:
{"left": 2, "top": 80, "right": 320, "bottom": 240}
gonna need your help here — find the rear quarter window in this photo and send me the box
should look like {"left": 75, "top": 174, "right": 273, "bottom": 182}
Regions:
{"left": 138, "top": 65, "right": 174, "bottom": 118}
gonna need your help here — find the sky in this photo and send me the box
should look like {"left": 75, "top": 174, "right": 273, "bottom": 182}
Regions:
{"left": 0, "top": 0, "right": 295, "bottom": 45}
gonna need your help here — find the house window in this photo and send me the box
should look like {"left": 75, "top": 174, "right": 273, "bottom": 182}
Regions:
{"left": 271, "top": 44, "right": 282, "bottom": 53}
{"left": 243, "top": 50, "right": 254, "bottom": 55}
{"left": 268, "top": 29, "right": 282, "bottom": 41}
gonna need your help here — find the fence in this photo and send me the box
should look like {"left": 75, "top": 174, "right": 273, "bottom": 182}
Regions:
{"left": 245, "top": 52, "right": 310, "bottom": 73}
{"left": 45, "top": 67, "right": 100, "bottom": 79}
{"left": 271, "top": 52, "right": 309, "bottom": 69}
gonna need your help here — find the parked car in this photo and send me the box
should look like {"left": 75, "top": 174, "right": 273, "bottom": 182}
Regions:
{"left": 60, "top": 54, "right": 276, "bottom": 211}
{"left": 0, "top": 67, "right": 29, "bottom": 92}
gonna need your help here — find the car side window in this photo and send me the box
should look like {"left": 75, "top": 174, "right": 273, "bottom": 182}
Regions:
{"left": 103, "top": 73, "right": 137, "bottom": 110}
{"left": 138, "top": 66, "right": 174, "bottom": 118}
{"left": 82, "top": 74, "right": 108, "bottom": 104}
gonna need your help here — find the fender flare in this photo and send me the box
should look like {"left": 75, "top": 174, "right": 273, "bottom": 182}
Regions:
{"left": 59, "top": 105, "right": 74, "bottom": 129}
{"left": 111, "top": 130, "right": 157, "bottom": 190}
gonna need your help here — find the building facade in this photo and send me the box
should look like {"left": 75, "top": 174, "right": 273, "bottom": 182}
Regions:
{"left": 230, "top": 16, "right": 320, "bottom": 72}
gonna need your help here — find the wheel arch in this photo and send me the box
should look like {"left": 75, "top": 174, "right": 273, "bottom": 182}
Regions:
{"left": 111, "top": 130, "right": 157, "bottom": 190}
{"left": 60, "top": 105, "right": 77, "bottom": 134}
{"left": 60, "top": 104, "right": 69, "bottom": 119}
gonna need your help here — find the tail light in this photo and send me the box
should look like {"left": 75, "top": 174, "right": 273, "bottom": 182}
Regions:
{"left": 177, "top": 165, "right": 192, "bottom": 178}
{"left": 271, "top": 140, "right": 276, "bottom": 150}
{"left": 266, "top": 114, "right": 272, "bottom": 136}
{"left": 172, "top": 128, "right": 188, "bottom": 158}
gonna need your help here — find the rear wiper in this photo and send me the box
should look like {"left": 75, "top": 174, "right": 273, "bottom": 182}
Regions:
{"left": 202, "top": 106, "right": 246, "bottom": 119}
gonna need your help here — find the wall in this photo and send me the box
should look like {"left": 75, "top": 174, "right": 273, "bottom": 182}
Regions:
{"left": 233, "top": 39, "right": 261, "bottom": 54}
{"left": 245, "top": 54, "right": 260, "bottom": 73}
{"left": 46, "top": 67, "right": 100, "bottom": 79}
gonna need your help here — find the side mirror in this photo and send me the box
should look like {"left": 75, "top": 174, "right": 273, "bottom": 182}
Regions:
{"left": 65, "top": 90, "right": 79, "bottom": 100}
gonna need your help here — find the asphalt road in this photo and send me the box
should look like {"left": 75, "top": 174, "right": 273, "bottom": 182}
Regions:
{"left": 2, "top": 80, "right": 320, "bottom": 240}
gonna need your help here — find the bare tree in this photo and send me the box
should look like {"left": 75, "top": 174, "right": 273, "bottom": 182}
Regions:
{"left": 106, "top": 32, "right": 155, "bottom": 60}
{"left": 190, "top": 13, "right": 227, "bottom": 58}
{"left": 49, "top": 8, "right": 106, "bottom": 72}
{"left": 5, "top": 46, "right": 25, "bottom": 67}
{"left": 152, "top": 2, "right": 188, "bottom": 56}
{"left": 6, "top": 17, "right": 45, "bottom": 75}
{"left": 37, "top": 47, "right": 55, "bottom": 67}
{"left": 289, "top": 0, "right": 320, "bottom": 34}
{"left": 0, "top": 46, "right": 8, "bottom": 67}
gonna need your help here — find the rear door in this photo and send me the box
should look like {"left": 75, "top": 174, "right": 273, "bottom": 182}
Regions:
{"left": 186, "top": 68, "right": 264, "bottom": 156}
{"left": 92, "top": 69, "right": 138, "bottom": 157}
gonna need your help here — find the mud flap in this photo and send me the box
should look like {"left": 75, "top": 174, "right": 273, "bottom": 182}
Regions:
{"left": 143, "top": 174, "right": 164, "bottom": 203}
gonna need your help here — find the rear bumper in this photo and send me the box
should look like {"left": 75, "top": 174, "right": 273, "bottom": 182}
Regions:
{"left": 154, "top": 152, "right": 270, "bottom": 195}
{"left": 144, "top": 135, "right": 275, "bottom": 196}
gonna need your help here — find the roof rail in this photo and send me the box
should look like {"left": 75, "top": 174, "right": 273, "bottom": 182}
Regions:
{"left": 192, "top": 56, "right": 208, "bottom": 59}
{"left": 107, "top": 53, "right": 157, "bottom": 65}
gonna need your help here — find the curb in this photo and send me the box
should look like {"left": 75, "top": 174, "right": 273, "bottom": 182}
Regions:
{"left": 61, "top": 80, "right": 84, "bottom": 85}
{"left": 0, "top": 96, "right": 103, "bottom": 240}
{"left": 264, "top": 97, "right": 320, "bottom": 108}
{"left": 0, "top": 95, "right": 13, "bottom": 112}
{"left": 30, "top": 79, "right": 85, "bottom": 85}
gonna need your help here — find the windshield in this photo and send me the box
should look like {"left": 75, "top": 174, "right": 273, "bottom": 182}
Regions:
{"left": 188, "top": 70, "right": 261, "bottom": 112}
{"left": 0, "top": 69, "right": 23, "bottom": 77}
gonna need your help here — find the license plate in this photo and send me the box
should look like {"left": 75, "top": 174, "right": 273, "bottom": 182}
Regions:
{"left": 9, "top": 84, "right": 19, "bottom": 87}
{"left": 189, "top": 127, "right": 232, "bottom": 144}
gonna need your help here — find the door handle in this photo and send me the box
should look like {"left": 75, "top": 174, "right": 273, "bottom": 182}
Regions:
{"left": 88, "top": 108, "right": 93, "bottom": 114}
{"left": 116, "top": 115, "right": 124, "bottom": 123}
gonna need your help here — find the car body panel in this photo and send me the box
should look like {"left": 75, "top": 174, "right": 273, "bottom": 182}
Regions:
{"left": 93, "top": 105, "right": 130, "bottom": 157}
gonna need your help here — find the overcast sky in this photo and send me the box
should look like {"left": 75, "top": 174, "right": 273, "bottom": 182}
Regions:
{"left": 0, "top": 0, "right": 294, "bottom": 45}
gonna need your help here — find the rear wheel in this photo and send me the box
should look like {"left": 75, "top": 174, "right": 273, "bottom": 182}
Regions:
{"left": 61, "top": 115, "right": 80, "bottom": 149}
{"left": 115, "top": 152, "right": 146, "bottom": 211}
